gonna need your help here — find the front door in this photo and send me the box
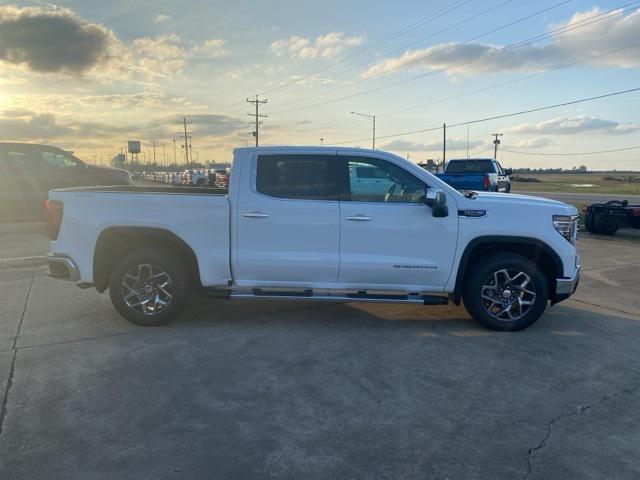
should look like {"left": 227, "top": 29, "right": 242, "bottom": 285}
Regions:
{"left": 235, "top": 153, "right": 341, "bottom": 284}
{"left": 338, "top": 155, "right": 458, "bottom": 290}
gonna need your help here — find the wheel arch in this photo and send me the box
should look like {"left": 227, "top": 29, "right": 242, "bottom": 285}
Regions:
{"left": 452, "top": 236, "right": 563, "bottom": 305}
{"left": 93, "top": 226, "right": 201, "bottom": 293}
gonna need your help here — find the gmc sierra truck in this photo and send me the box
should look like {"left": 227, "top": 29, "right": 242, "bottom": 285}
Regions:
{"left": 46, "top": 147, "right": 580, "bottom": 331}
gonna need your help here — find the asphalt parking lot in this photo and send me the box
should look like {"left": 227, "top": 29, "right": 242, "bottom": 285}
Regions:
{"left": 0, "top": 235, "right": 639, "bottom": 479}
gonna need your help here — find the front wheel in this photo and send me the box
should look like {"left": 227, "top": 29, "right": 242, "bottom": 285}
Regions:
{"left": 463, "top": 254, "right": 549, "bottom": 331}
{"left": 109, "top": 248, "right": 192, "bottom": 326}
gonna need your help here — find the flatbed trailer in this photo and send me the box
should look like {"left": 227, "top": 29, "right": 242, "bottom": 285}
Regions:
{"left": 584, "top": 200, "right": 640, "bottom": 235}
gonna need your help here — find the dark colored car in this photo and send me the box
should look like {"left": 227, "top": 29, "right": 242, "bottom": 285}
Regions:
{"left": 0, "top": 142, "right": 131, "bottom": 221}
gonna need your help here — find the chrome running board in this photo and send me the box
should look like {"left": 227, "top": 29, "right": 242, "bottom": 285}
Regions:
{"left": 224, "top": 288, "right": 449, "bottom": 305}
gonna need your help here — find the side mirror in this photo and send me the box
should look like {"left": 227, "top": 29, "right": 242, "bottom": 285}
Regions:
{"left": 504, "top": 168, "right": 513, "bottom": 175}
{"left": 424, "top": 189, "right": 446, "bottom": 207}
{"left": 424, "top": 189, "right": 449, "bottom": 218}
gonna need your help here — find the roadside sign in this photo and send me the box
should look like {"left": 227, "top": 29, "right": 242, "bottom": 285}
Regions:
{"left": 127, "top": 141, "right": 141, "bottom": 154}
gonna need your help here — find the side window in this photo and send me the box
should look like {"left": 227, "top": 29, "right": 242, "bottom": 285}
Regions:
{"left": 256, "top": 155, "right": 339, "bottom": 201}
{"left": 345, "top": 157, "right": 426, "bottom": 204}
{"left": 40, "top": 150, "right": 80, "bottom": 168}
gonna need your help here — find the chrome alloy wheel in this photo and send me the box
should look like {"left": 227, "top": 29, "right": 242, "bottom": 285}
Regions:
{"left": 480, "top": 269, "right": 537, "bottom": 322}
{"left": 121, "top": 264, "right": 173, "bottom": 316}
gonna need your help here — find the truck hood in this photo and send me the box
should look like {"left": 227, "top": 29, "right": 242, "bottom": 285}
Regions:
{"left": 460, "top": 192, "right": 577, "bottom": 214}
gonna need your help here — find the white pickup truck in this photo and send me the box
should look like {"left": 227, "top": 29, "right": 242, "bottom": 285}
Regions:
{"left": 46, "top": 147, "right": 580, "bottom": 331}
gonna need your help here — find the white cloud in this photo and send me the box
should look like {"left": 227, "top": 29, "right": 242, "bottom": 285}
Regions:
{"left": 515, "top": 137, "right": 554, "bottom": 148}
{"left": 271, "top": 31, "right": 363, "bottom": 59}
{"left": 153, "top": 14, "right": 170, "bottom": 24}
{"left": 383, "top": 138, "right": 484, "bottom": 152}
{"left": 509, "top": 116, "right": 640, "bottom": 135}
{"left": 362, "top": 7, "right": 640, "bottom": 78}
{"left": 196, "top": 38, "right": 228, "bottom": 57}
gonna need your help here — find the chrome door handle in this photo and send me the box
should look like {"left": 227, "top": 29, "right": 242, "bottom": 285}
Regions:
{"left": 242, "top": 212, "right": 269, "bottom": 218}
{"left": 346, "top": 215, "right": 372, "bottom": 221}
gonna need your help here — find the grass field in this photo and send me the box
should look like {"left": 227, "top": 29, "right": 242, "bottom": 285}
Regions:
{"left": 510, "top": 173, "right": 640, "bottom": 195}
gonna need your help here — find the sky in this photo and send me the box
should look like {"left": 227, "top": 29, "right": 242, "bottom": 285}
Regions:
{"left": 0, "top": 0, "right": 639, "bottom": 169}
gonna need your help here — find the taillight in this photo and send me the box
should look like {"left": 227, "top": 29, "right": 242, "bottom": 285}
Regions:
{"left": 483, "top": 174, "right": 490, "bottom": 190}
{"left": 44, "top": 200, "right": 63, "bottom": 240}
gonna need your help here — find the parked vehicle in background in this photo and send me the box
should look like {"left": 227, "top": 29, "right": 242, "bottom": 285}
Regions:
{"left": 436, "top": 159, "right": 511, "bottom": 192}
{"left": 584, "top": 200, "right": 640, "bottom": 235}
{"left": 47, "top": 147, "right": 579, "bottom": 332}
{"left": 0, "top": 142, "right": 131, "bottom": 222}
{"left": 212, "top": 168, "right": 230, "bottom": 188}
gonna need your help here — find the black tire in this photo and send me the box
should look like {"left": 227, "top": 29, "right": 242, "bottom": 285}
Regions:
{"left": 584, "top": 212, "right": 595, "bottom": 233}
{"left": 109, "top": 248, "right": 192, "bottom": 326}
{"left": 463, "top": 253, "right": 549, "bottom": 331}
{"left": 505, "top": 183, "right": 511, "bottom": 193}
{"left": 594, "top": 214, "right": 618, "bottom": 235}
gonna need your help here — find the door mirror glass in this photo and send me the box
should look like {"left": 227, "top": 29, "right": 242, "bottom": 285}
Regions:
{"left": 424, "top": 189, "right": 446, "bottom": 207}
{"left": 504, "top": 168, "right": 513, "bottom": 175}
{"left": 424, "top": 189, "right": 448, "bottom": 218}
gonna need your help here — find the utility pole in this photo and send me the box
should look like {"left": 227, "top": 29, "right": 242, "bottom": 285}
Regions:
{"left": 350, "top": 111, "right": 376, "bottom": 149}
{"left": 151, "top": 139, "right": 157, "bottom": 167}
{"left": 178, "top": 117, "right": 193, "bottom": 165}
{"left": 172, "top": 139, "right": 177, "bottom": 165}
{"left": 162, "top": 143, "right": 166, "bottom": 167}
{"left": 492, "top": 133, "right": 503, "bottom": 159}
{"left": 247, "top": 95, "right": 268, "bottom": 147}
{"left": 442, "top": 123, "right": 446, "bottom": 171}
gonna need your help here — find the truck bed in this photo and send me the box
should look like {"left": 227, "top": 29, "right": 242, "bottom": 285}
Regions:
{"left": 49, "top": 187, "right": 232, "bottom": 286}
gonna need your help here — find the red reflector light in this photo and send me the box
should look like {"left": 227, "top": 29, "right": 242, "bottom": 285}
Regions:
{"left": 44, "top": 200, "right": 63, "bottom": 240}
{"left": 483, "top": 174, "right": 490, "bottom": 190}
{"left": 632, "top": 208, "right": 640, "bottom": 217}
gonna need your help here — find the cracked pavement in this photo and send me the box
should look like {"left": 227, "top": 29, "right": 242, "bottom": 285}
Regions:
{"left": 0, "top": 236, "right": 639, "bottom": 479}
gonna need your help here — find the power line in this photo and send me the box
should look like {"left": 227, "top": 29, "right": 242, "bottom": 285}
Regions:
{"left": 502, "top": 145, "right": 640, "bottom": 156}
{"left": 270, "top": 0, "right": 574, "bottom": 113}
{"left": 375, "top": 41, "right": 640, "bottom": 119}
{"left": 271, "top": 1, "right": 639, "bottom": 114}
{"left": 331, "top": 86, "right": 640, "bottom": 145}
{"left": 308, "top": 0, "right": 514, "bottom": 90}
{"left": 256, "top": 0, "right": 474, "bottom": 98}
{"left": 313, "top": 40, "right": 640, "bottom": 135}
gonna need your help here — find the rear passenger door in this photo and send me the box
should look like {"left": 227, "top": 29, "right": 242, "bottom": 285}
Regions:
{"left": 234, "top": 153, "right": 341, "bottom": 284}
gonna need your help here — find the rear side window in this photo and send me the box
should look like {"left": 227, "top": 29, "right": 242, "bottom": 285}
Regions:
{"left": 446, "top": 160, "right": 494, "bottom": 174}
{"left": 256, "top": 155, "right": 339, "bottom": 201}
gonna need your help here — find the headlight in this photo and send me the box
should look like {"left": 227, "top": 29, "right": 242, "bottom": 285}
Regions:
{"left": 553, "top": 215, "right": 579, "bottom": 244}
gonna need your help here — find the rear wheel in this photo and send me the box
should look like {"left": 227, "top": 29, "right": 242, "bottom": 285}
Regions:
{"left": 109, "top": 248, "right": 192, "bottom": 326}
{"left": 594, "top": 214, "right": 618, "bottom": 235}
{"left": 463, "top": 254, "right": 549, "bottom": 331}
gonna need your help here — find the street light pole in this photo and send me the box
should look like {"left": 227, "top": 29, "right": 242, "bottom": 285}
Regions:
{"left": 350, "top": 111, "right": 376, "bottom": 149}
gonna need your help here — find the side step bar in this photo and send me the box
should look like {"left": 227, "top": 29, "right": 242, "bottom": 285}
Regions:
{"left": 223, "top": 289, "right": 449, "bottom": 306}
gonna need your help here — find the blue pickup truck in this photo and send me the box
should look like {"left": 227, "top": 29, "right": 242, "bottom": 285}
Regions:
{"left": 435, "top": 158, "right": 512, "bottom": 192}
